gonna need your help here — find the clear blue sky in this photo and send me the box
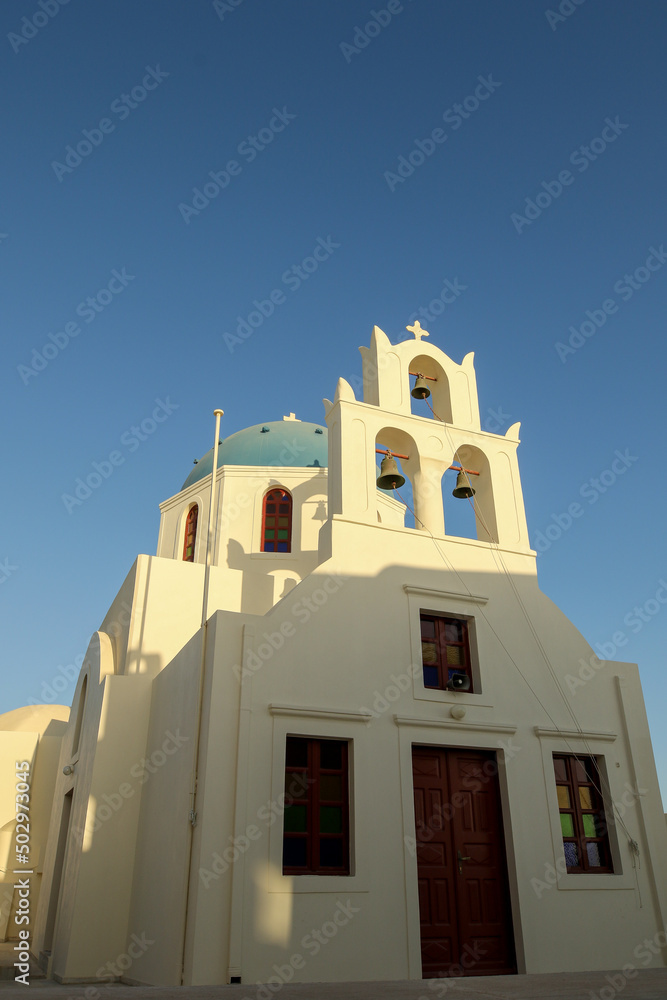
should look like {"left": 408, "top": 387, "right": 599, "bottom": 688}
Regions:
{"left": 2, "top": 1, "right": 666, "bottom": 800}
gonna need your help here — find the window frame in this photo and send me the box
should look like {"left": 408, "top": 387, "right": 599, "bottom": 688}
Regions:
{"left": 182, "top": 504, "right": 198, "bottom": 562}
{"left": 419, "top": 612, "right": 473, "bottom": 692}
{"left": 552, "top": 753, "right": 613, "bottom": 874}
{"left": 261, "top": 488, "right": 293, "bottom": 553}
{"left": 282, "top": 737, "right": 350, "bottom": 876}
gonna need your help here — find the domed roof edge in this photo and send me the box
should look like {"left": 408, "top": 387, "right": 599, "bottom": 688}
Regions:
{"left": 181, "top": 420, "right": 328, "bottom": 490}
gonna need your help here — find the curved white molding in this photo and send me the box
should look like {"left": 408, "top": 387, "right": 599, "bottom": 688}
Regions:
{"left": 269, "top": 704, "right": 373, "bottom": 723}
{"left": 534, "top": 727, "right": 617, "bottom": 742}
{"left": 403, "top": 585, "right": 489, "bottom": 605}
{"left": 394, "top": 715, "right": 517, "bottom": 735}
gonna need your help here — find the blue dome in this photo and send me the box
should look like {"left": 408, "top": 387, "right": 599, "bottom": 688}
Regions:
{"left": 182, "top": 420, "right": 328, "bottom": 489}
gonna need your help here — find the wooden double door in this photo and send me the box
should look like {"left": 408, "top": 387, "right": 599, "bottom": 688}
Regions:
{"left": 412, "top": 746, "right": 516, "bottom": 978}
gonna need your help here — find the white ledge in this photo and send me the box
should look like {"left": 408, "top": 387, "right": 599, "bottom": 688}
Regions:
{"left": 403, "top": 585, "right": 489, "bottom": 605}
{"left": 394, "top": 716, "right": 517, "bottom": 735}
{"left": 269, "top": 704, "right": 373, "bottom": 723}
{"left": 534, "top": 727, "right": 617, "bottom": 742}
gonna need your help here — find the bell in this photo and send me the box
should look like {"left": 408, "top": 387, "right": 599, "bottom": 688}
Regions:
{"left": 411, "top": 375, "right": 431, "bottom": 400}
{"left": 452, "top": 470, "right": 475, "bottom": 499}
{"left": 377, "top": 455, "right": 405, "bottom": 490}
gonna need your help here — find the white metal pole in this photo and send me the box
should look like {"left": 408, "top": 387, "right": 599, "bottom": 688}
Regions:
{"left": 182, "top": 407, "right": 224, "bottom": 981}
{"left": 201, "top": 408, "right": 223, "bottom": 628}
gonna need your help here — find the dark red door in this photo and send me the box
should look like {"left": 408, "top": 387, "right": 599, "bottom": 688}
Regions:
{"left": 412, "top": 746, "right": 516, "bottom": 978}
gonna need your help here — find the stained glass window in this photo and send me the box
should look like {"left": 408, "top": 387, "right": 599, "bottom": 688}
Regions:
{"left": 587, "top": 843, "right": 602, "bottom": 867}
{"left": 579, "top": 788, "right": 592, "bottom": 810}
{"left": 420, "top": 614, "right": 473, "bottom": 691}
{"left": 564, "top": 842, "right": 579, "bottom": 868}
{"left": 552, "top": 754, "right": 613, "bottom": 874}
{"left": 556, "top": 786, "right": 570, "bottom": 808}
{"left": 560, "top": 814, "right": 574, "bottom": 837}
{"left": 182, "top": 505, "right": 198, "bottom": 562}
{"left": 261, "top": 488, "right": 292, "bottom": 552}
{"left": 283, "top": 737, "right": 349, "bottom": 875}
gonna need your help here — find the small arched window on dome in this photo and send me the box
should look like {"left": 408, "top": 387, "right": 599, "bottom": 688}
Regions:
{"left": 183, "top": 504, "right": 198, "bottom": 562}
{"left": 261, "top": 488, "right": 292, "bottom": 552}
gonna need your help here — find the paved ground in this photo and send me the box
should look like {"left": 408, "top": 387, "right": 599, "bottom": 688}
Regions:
{"left": 0, "top": 969, "right": 666, "bottom": 999}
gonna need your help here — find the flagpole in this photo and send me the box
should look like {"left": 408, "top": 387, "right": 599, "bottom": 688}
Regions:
{"left": 182, "top": 407, "right": 223, "bottom": 983}
{"left": 201, "top": 408, "right": 223, "bottom": 628}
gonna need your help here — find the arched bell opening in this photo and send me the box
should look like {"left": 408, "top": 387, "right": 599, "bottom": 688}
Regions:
{"left": 375, "top": 427, "right": 418, "bottom": 530}
{"left": 408, "top": 354, "right": 453, "bottom": 422}
{"left": 442, "top": 466, "right": 478, "bottom": 540}
{"left": 442, "top": 446, "right": 498, "bottom": 543}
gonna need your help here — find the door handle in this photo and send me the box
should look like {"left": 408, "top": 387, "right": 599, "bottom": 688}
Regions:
{"left": 457, "top": 849, "right": 472, "bottom": 874}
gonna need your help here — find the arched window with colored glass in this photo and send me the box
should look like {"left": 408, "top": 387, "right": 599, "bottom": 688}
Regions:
{"left": 261, "top": 488, "right": 292, "bottom": 552}
{"left": 183, "top": 504, "right": 198, "bottom": 562}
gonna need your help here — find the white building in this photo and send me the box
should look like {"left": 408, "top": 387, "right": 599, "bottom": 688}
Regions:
{"left": 12, "top": 326, "right": 667, "bottom": 985}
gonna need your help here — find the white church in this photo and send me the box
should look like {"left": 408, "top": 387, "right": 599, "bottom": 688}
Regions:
{"left": 2, "top": 325, "right": 666, "bottom": 986}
